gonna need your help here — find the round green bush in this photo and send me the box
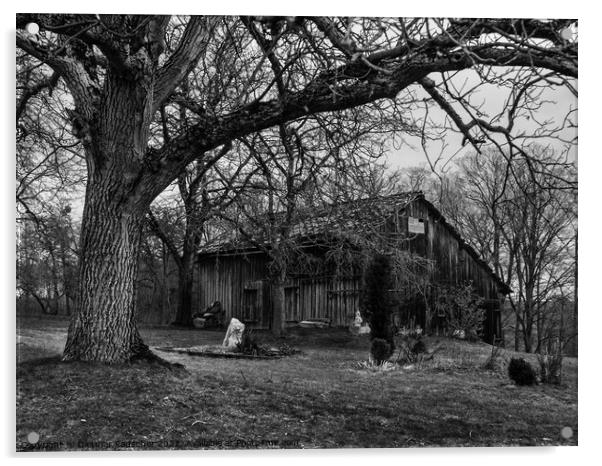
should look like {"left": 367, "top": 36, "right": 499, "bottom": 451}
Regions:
{"left": 508, "top": 357, "right": 537, "bottom": 386}
{"left": 371, "top": 338, "right": 392, "bottom": 364}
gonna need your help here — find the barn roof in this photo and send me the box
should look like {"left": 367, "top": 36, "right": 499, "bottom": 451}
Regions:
{"left": 198, "top": 191, "right": 511, "bottom": 294}
{"left": 286, "top": 191, "right": 422, "bottom": 239}
{"left": 199, "top": 191, "right": 421, "bottom": 254}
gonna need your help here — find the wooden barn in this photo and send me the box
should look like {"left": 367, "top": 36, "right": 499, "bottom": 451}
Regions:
{"left": 195, "top": 192, "right": 511, "bottom": 343}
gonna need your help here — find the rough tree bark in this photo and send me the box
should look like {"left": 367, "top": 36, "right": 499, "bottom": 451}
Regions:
{"left": 173, "top": 237, "right": 199, "bottom": 327}
{"left": 148, "top": 164, "right": 219, "bottom": 327}
{"left": 264, "top": 237, "right": 288, "bottom": 337}
{"left": 270, "top": 276, "right": 285, "bottom": 337}
{"left": 63, "top": 69, "right": 156, "bottom": 361}
{"left": 145, "top": 206, "right": 202, "bottom": 328}
{"left": 572, "top": 231, "right": 578, "bottom": 356}
{"left": 63, "top": 185, "right": 147, "bottom": 361}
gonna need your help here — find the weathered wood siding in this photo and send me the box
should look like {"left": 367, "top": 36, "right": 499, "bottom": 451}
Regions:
{"left": 197, "top": 251, "right": 359, "bottom": 328}
{"left": 401, "top": 199, "right": 503, "bottom": 341}
{"left": 197, "top": 197, "right": 505, "bottom": 340}
{"left": 403, "top": 200, "right": 500, "bottom": 300}
{"left": 290, "top": 276, "right": 360, "bottom": 326}
{"left": 197, "top": 252, "right": 271, "bottom": 327}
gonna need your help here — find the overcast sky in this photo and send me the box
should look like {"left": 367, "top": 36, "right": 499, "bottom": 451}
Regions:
{"left": 384, "top": 69, "right": 577, "bottom": 172}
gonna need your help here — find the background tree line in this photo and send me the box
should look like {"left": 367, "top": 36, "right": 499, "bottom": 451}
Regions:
{"left": 404, "top": 147, "right": 577, "bottom": 354}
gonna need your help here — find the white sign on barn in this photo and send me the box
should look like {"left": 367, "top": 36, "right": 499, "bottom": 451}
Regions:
{"left": 408, "top": 217, "right": 425, "bottom": 234}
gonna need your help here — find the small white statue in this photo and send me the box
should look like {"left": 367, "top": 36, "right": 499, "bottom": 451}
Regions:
{"left": 222, "top": 318, "right": 245, "bottom": 348}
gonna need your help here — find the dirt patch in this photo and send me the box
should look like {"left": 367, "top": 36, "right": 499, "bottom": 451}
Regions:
{"left": 155, "top": 346, "right": 284, "bottom": 360}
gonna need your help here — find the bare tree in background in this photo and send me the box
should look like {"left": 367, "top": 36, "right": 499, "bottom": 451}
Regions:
{"left": 146, "top": 143, "right": 256, "bottom": 326}
{"left": 221, "top": 109, "right": 391, "bottom": 335}
{"left": 17, "top": 53, "right": 83, "bottom": 317}
{"left": 507, "top": 155, "right": 576, "bottom": 352}
{"left": 437, "top": 149, "right": 517, "bottom": 283}
{"left": 436, "top": 147, "right": 576, "bottom": 352}
{"left": 17, "top": 48, "right": 86, "bottom": 217}
{"left": 17, "top": 203, "right": 79, "bottom": 316}
{"left": 16, "top": 15, "right": 577, "bottom": 363}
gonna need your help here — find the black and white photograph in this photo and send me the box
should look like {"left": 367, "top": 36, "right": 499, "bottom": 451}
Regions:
{"left": 12, "top": 3, "right": 584, "bottom": 456}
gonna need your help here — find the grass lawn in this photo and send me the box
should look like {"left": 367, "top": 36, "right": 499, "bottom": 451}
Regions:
{"left": 16, "top": 316, "right": 577, "bottom": 450}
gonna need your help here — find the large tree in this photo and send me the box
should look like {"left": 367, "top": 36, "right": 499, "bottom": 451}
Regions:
{"left": 16, "top": 15, "right": 577, "bottom": 362}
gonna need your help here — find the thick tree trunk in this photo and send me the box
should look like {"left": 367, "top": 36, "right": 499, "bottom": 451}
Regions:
{"left": 523, "top": 288, "right": 534, "bottom": 353}
{"left": 172, "top": 212, "right": 203, "bottom": 326}
{"left": 269, "top": 258, "right": 287, "bottom": 337}
{"left": 267, "top": 243, "right": 287, "bottom": 336}
{"left": 62, "top": 68, "right": 160, "bottom": 363}
{"left": 514, "top": 312, "right": 520, "bottom": 351}
{"left": 523, "top": 317, "right": 533, "bottom": 353}
{"left": 161, "top": 246, "right": 172, "bottom": 325}
{"left": 63, "top": 178, "right": 148, "bottom": 362}
{"left": 271, "top": 278, "right": 285, "bottom": 337}
{"left": 173, "top": 255, "right": 195, "bottom": 327}
{"left": 572, "top": 232, "right": 578, "bottom": 356}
